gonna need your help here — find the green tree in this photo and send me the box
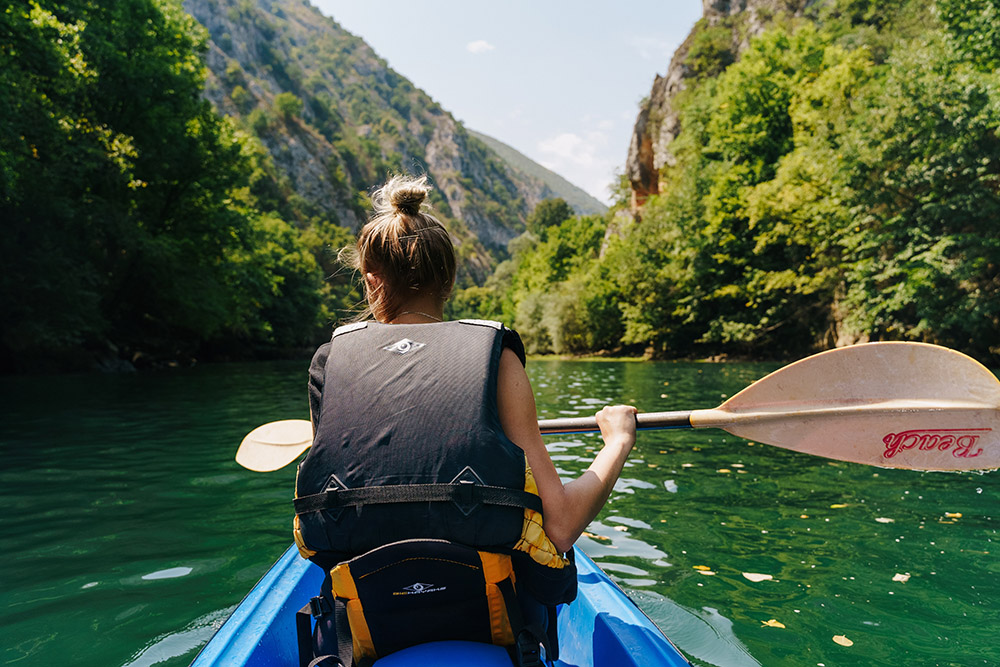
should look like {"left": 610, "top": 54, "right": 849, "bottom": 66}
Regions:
{"left": 525, "top": 198, "right": 574, "bottom": 238}
{"left": 0, "top": 0, "right": 328, "bottom": 368}
{"left": 274, "top": 91, "right": 304, "bottom": 120}
{"left": 1, "top": 2, "right": 123, "bottom": 360}
{"left": 839, "top": 35, "right": 1000, "bottom": 358}
{"left": 937, "top": 0, "right": 1000, "bottom": 71}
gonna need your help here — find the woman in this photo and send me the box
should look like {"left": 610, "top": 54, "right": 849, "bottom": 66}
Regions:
{"left": 293, "top": 174, "right": 638, "bottom": 663}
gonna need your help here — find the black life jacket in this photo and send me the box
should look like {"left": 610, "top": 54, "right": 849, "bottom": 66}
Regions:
{"left": 293, "top": 320, "right": 576, "bottom": 665}
{"left": 294, "top": 319, "right": 545, "bottom": 560}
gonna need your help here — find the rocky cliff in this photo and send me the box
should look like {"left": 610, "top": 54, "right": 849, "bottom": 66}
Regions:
{"left": 183, "top": 0, "right": 573, "bottom": 263}
{"left": 626, "top": 0, "right": 811, "bottom": 208}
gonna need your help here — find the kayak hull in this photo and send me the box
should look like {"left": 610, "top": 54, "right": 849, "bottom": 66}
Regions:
{"left": 190, "top": 545, "right": 689, "bottom": 666}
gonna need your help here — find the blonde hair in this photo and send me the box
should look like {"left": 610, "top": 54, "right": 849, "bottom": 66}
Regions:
{"left": 345, "top": 174, "right": 456, "bottom": 322}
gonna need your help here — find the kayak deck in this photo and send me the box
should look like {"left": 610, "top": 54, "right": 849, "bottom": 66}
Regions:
{"left": 191, "top": 545, "right": 690, "bottom": 666}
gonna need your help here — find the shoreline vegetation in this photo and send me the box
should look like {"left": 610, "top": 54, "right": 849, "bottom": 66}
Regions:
{"left": 3, "top": 0, "right": 998, "bottom": 374}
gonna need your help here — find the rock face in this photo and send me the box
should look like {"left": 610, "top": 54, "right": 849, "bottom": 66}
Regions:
{"left": 625, "top": 0, "right": 810, "bottom": 209}
{"left": 183, "top": 0, "right": 565, "bottom": 257}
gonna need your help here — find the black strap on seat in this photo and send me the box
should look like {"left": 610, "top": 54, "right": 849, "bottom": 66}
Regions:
{"left": 293, "top": 482, "right": 543, "bottom": 515}
{"left": 295, "top": 602, "right": 313, "bottom": 667}
{"left": 496, "top": 577, "right": 551, "bottom": 667}
{"left": 296, "top": 574, "right": 351, "bottom": 667}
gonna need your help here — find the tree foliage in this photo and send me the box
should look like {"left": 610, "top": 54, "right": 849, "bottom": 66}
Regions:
{"left": 5, "top": 0, "right": 997, "bottom": 369}
{"left": 0, "top": 0, "right": 351, "bottom": 370}
{"left": 484, "top": 0, "right": 1000, "bottom": 364}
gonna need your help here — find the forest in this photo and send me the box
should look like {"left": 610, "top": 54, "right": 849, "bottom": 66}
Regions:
{"left": 1, "top": 1, "right": 362, "bottom": 372}
{"left": 2, "top": 0, "right": 998, "bottom": 371}
{"left": 456, "top": 0, "right": 1000, "bottom": 365}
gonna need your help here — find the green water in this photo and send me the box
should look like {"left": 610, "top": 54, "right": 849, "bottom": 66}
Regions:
{"left": 1, "top": 359, "right": 997, "bottom": 666}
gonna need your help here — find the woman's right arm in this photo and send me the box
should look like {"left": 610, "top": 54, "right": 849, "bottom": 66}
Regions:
{"left": 496, "top": 348, "right": 637, "bottom": 553}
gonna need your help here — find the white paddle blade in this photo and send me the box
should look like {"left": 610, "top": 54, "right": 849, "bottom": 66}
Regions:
{"left": 235, "top": 419, "right": 313, "bottom": 472}
{"left": 691, "top": 342, "right": 1000, "bottom": 471}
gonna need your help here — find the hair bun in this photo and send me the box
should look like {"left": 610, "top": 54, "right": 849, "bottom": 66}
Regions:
{"left": 375, "top": 174, "right": 430, "bottom": 216}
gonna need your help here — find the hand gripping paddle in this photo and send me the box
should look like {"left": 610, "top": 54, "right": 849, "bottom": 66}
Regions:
{"left": 236, "top": 343, "right": 1000, "bottom": 472}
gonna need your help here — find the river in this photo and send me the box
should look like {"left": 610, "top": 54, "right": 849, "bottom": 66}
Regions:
{"left": 1, "top": 358, "right": 996, "bottom": 666}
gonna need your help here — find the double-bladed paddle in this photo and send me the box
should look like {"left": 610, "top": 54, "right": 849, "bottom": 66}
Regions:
{"left": 236, "top": 342, "right": 1000, "bottom": 473}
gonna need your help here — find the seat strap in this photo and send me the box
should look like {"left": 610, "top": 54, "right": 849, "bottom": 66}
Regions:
{"left": 497, "top": 577, "right": 551, "bottom": 667}
{"left": 296, "top": 573, "right": 352, "bottom": 667}
{"left": 295, "top": 603, "right": 313, "bottom": 667}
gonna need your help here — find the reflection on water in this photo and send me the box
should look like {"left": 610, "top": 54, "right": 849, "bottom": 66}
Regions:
{"left": 120, "top": 607, "right": 236, "bottom": 667}
{"left": 633, "top": 592, "right": 762, "bottom": 667}
{"left": 0, "top": 358, "right": 997, "bottom": 666}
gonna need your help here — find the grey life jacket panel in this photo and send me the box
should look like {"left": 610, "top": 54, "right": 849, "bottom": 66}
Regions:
{"left": 295, "top": 320, "right": 530, "bottom": 557}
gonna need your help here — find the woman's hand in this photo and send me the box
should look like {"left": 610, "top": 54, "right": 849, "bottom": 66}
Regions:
{"left": 595, "top": 405, "right": 638, "bottom": 452}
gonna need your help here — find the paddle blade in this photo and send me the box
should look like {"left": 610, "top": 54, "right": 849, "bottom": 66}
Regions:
{"left": 690, "top": 343, "right": 1000, "bottom": 471}
{"left": 235, "top": 419, "right": 313, "bottom": 472}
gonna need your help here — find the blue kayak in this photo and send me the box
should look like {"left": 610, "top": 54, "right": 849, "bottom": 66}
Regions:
{"left": 191, "top": 545, "right": 690, "bottom": 666}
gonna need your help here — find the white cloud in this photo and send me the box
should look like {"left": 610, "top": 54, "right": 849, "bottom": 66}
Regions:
{"left": 631, "top": 35, "right": 673, "bottom": 62}
{"left": 538, "top": 132, "right": 599, "bottom": 167}
{"left": 537, "top": 129, "right": 611, "bottom": 168}
{"left": 536, "top": 129, "right": 617, "bottom": 204}
{"left": 466, "top": 40, "right": 495, "bottom": 54}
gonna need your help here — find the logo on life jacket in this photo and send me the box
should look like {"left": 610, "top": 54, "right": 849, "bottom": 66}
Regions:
{"left": 393, "top": 581, "right": 446, "bottom": 596}
{"left": 382, "top": 339, "right": 426, "bottom": 355}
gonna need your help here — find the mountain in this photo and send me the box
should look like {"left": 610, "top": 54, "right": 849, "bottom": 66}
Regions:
{"left": 182, "top": 0, "right": 583, "bottom": 271}
{"left": 467, "top": 130, "right": 607, "bottom": 216}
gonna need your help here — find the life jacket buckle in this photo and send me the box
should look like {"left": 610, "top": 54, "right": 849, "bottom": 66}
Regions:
{"left": 308, "top": 595, "right": 332, "bottom": 618}
{"left": 458, "top": 479, "right": 475, "bottom": 506}
{"left": 451, "top": 467, "right": 484, "bottom": 516}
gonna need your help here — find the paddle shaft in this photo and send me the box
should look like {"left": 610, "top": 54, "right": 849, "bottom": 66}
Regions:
{"left": 237, "top": 343, "right": 1000, "bottom": 472}
{"left": 539, "top": 411, "right": 693, "bottom": 435}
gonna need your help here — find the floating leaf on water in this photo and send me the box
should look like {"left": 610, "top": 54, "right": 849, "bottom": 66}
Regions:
{"left": 717, "top": 468, "right": 732, "bottom": 473}
{"left": 892, "top": 573, "right": 910, "bottom": 583}
{"left": 762, "top": 619, "right": 785, "bottom": 628}
{"left": 944, "top": 512, "right": 962, "bottom": 519}
{"left": 664, "top": 480, "right": 678, "bottom": 493}
{"left": 660, "top": 394, "right": 669, "bottom": 398}
{"left": 681, "top": 463, "right": 694, "bottom": 468}
{"left": 832, "top": 635, "right": 854, "bottom": 647}
{"left": 830, "top": 504, "right": 849, "bottom": 509}
{"left": 582, "top": 531, "right": 611, "bottom": 542}
{"left": 648, "top": 463, "right": 659, "bottom": 468}
{"left": 743, "top": 572, "right": 774, "bottom": 583}
{"left": 875, "top": 517, "right": 895, "bottom": 524}
{"left": 696, "top": 569, "right": 716, "bottom": 575}
{"left": 800, "top": 514, "right": 809, "bottom": 519}
{"left": 613, "top": 525, "right": 628, "bottom": 532}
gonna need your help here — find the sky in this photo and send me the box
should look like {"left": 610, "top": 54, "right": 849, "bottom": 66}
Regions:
{"left": 311, "top": 1, "right": 705, "bottom": 205}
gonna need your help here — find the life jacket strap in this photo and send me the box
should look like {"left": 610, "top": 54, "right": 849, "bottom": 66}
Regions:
{"left": 293, "top": 482, "right": 543, "bottom": 515}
